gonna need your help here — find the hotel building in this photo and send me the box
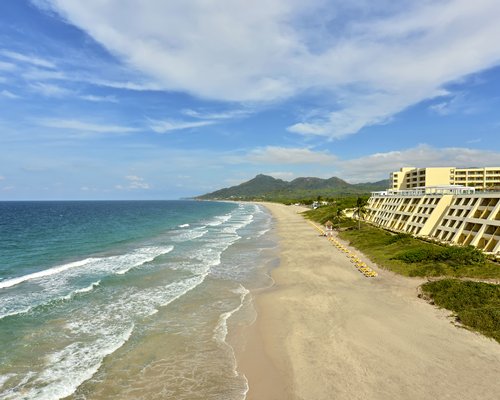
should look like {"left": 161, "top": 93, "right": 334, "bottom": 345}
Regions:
{"left": 390, "top": 167, "right": 500, "bottom": 191}
{"left": 366, "top": 167, "right": 500, "bottom": 256}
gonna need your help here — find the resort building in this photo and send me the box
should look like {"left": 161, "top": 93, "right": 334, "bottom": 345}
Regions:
{"left": 390, "top": 167, "right": 500, "bottom": 191}
{"left": 367, "top": 167, "right": 500, "bottom": 256}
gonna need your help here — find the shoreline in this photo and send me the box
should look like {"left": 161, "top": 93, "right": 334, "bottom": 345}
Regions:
{"left": 238, "top": 202, "right": 500, "bottom": 400}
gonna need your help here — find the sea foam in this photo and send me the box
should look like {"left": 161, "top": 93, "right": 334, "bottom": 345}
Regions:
{"left": 0, "top": 201, "right": 269, "bottom": 400}
{"left": 0, "top": 259, "right": 93, "bottom": 290}
{"left": 0, "top": 246, "right": 174, "bottom": 320}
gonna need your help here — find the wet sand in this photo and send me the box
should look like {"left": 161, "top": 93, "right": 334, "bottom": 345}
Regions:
{"left": 239, "top": 202, "right": 500, "bottom": 400}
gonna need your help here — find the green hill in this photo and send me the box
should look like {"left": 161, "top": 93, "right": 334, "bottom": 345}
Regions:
{"left": 197, "top": 174, "right": 388, "bottom": 200}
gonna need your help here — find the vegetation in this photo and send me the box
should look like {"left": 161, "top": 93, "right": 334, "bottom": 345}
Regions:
{"left": 421, "top": 279, "right": 500, "bottom": 343}
{"left": 306, "top": 202, "right": 500, "bottom": 343}
{"left": 197, "top": 174, "right": 388, "bottom": 200}
{"left": 303, "top": 195, "right": 368, "bottom": 217}
{"left": 303, "top": 211, "right": 500, "bottom": 279}
{"left": 336, "top": 224, "right": 499, "bottom": 279}
{"left": 303, "top": 196, "right": 369, "bottom": 224}
{"left": 394, "top": 246, "right": 486, "bottom": 265}
{"left": 353, "top": 196, "right": 367, "bottom": 230}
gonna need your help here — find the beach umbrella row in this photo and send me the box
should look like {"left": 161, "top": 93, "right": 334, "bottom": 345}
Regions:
{"left": 308, "top": 220, "right": 327, "bottom": 235}
{"left": 327, "top": 236, "right": 378, "bottom": 278}
{"left": 307, "top": 221, "right": 378, "bottom": 278}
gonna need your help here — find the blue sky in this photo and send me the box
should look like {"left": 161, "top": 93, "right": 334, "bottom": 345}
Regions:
{"left": 1, "top": 0, "right": 499, "bottom": 200}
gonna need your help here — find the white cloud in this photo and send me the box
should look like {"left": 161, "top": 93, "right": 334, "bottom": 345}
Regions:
{"left": 91, "top": 79, "right": 161, "bottom": 91}
{"left": 428, "top": 92, "right": 481, "bottom": 116}
{"left": 181, "top": 108, "right": 251, "bottom": 120}
{"left": 0, "top": 90, "right": 20, "bottom": 99}
{"left": 147, "top": 108, "right": 251, "bottom": 134}
{"left": 148, "top": 108, "right": 253, "bottom": 134}
{"left": 243, "top": 146, "right": 338, "bottom": 165}
{"left": 148, "top": 119, "right": 215, "bottom": 133}
{"left": 429, "top": 102, "right": 453, "bottom": 116}
{"left": 30, "top": 82, "right": 72, "bottom": 97}
{"left": 38, "top": 118, "right": 139, "bottom": 134}
{"left": 116, "top": 175, "right": 150, "bottom": 190}
{"left": 0, "top": 61, "right": 16, "bottom": 71}
{"left": 232, "top": 144, "right": 500, "bottom": 183}
{"left": 1, "top": 50, "right": 55, "bottom": 69}
{"left": 337, "top": 144, "right": 500, "bottom": 182}
{"left": 38, "top": 0, "right": 500, "bottom": 138}
{"left": 29, "top": 76, "right": 121, "bottom": 102}
{"left": 22, "top": 69, "right": 68, "bottom": 81}
{"left": 265, "top": 171, "right": 295, "bottom": 180}
{"left": 79, "top": 94, "right": 118, "bottom": 103}
{"left": 38, "top": 0, "right": 308, "bottom": 101}
{"left": 0, "top": 175, "right": 5, "bottom": 181}
{"left": 466, "top": 138, "right": 482, "bottom": 144}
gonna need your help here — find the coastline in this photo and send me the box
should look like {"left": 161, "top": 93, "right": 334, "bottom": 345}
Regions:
{"left": 238, "top": 202, "right": 500, "bottom": 400}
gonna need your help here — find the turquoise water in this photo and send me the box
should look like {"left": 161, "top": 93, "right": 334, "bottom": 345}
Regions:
{"left": 0, "top": 201, "right": 276, "bottom": 399}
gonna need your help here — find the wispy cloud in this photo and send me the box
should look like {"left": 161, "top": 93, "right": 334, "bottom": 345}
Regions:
{"left": 466, "top": 138, "right": 482, "bottom": 144}
{"left": 30, "top": 82, "right": 72, "bottom": 97}
{"left": 79, "top": 94, "right": 118, "bottom": 103}
{"left": 242, "top": 146, "right": 338, "bottom": 165}
{"left": 265, "top": 171, "right": 295, "bottom": 180}
{"left": 1, "top": 50, "right": 55, "bottom": 69}
{"left": 38, "top": 118, "right": 139, "bottom": 134}
{"left": 38, "top": 0, "right": 500, "bottom": 139}
{"left": 147, "top": 108, "right": 253, "bottom": 134}
{"left": 22, "top": 68, "right": 69, "bottom": 81}
{"left": 148, "top": 119, "right": 215, "bottom": 133}
{"left": 428, "top": 92, "right": 482, "bottom": 116}
{"left": 337, "top": 144, "right": 500, "bottom": 182}
{"left": 231, "top": 144, "right": 500, "bottom": 183}
{"left": 115, "top": 175, "right": 150, "bottom": 190}
{"left": 91, "top": 79, "right": 161, "bottom": 92}
{"left": 181, "top": 108, "right": 251, "bottom": 120}
{"left": 0, "top": 90, "right": 20, "bottom": 99}
{"left": 29, "top": 81, "right": 119, "bottom": 102}
{"left": 0, "top": 61, "right": 16, "bottom": 71}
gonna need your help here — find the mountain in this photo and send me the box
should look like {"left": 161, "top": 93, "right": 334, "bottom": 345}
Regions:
{"left": 197, "top": 174, "right": 389, "bottom": 200}
{"left": 352, "top": 179, "right": 391, "bottom": 191}
{"left": 199, "top": 174, "right": 288, "bottom": 199}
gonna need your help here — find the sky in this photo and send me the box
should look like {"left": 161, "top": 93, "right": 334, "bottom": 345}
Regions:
{"left": 1, "top": 0, "right": 500, "bottom": 200}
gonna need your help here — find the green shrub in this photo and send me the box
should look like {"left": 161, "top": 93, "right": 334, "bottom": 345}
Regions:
{"left": 458, "top": 307, "right": 500, "bottom": 333}
{"left": 421, "top": 279, "right": 500, "bottom": 342}
{"left": 334, "top": 220, "right": 498, "bottom": 279}
{"left": 395, "top": 245, "right": 486, "bottom": 266}
{"left": 408, "top": 263, "right": 447, "bottom": 277}
{"left": 437, "top": 246, "right": 486, "bottom": 266}
{"left": 386, "top": 233, "right": 412, "bottom": 244}
{"left": 422, "top": 280, "right": 500, "bottom": 310}
{"left": 394, "top": 247, "right": 440, "bottom": 263}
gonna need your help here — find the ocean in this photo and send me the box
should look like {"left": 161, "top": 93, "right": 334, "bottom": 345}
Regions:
{"left": 0, "top": 200, "right": 277, "bottom": 400}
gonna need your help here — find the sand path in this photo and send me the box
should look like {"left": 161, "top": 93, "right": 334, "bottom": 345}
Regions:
{"left": 242, "top": 203, "right": 500, "bottom": 400}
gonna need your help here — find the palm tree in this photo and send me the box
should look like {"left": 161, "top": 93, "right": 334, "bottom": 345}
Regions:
{"left": 354, "top": 197, "right": 367, "bottom": 230}
{"left": 334, "top": 208, "right": 344, "bottom": 229}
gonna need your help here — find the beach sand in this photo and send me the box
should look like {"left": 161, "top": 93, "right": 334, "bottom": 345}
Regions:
{"left": 238, "top": 202, "right": 500, "bottom": 400}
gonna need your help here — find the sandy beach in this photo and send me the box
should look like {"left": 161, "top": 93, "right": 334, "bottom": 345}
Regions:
{"left": 238, "top": 202, "right": 500, "bottom": 400}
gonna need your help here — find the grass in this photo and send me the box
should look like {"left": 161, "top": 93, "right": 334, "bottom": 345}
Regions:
{"left": 421, "top": 279, "right": 500, "bottom": 343}
{"left": 303, "top": 204, "right": 359, "bottom": 229}
{"left": 329, "top": 223, "right": 500, "bottom": 279}
{"left": 304, "top": 209, "right": 500, "bottom": 343}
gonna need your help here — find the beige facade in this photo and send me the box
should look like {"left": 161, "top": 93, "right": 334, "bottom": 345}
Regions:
{"left": 366, "top": 187, "right": 500, "bottom": 255}
{"left": 390, "top": 167, "right": 500, "bottom": 191}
